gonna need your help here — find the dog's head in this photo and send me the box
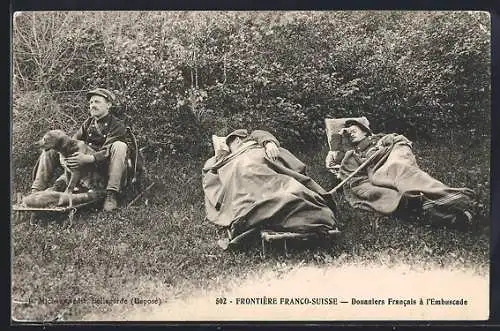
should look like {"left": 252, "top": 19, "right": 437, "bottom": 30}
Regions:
{"left": 35, "top": 129, "right": 71, "bottom": 152}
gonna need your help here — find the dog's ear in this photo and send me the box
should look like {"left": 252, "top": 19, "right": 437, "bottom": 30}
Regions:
{"left": 69, "top": 138, "right": 80, "bottom": 154}
{"left": 58, "top": 134, "right": 75, "bottom": 155}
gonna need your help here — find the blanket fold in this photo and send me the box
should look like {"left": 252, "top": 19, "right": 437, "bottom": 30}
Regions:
{"left": 339, "top": 134, "right": 475, "bottom": 223}
{"left": 203, "top": 144, "right": 338, "bottom": 242}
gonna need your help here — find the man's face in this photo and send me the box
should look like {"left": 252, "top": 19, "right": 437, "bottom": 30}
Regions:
{"left": 89, "top": 95, "right": 111, "bottom": 119}
{"left": 345, "top": 124, "right": 367, "bottom": 143}
{"left": 228, "top": 136, "right": 242, "bottom": 153}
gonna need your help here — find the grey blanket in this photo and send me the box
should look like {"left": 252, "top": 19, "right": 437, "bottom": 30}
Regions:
{"left": 203, "top": 142, "right": 338, "bottom": 243}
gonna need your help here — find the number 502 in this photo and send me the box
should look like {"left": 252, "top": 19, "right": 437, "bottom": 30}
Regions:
{"left": 216, "top": 297, "right": 227, "bottom": 304}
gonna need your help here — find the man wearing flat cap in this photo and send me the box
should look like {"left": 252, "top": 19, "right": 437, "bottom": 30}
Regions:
{"left": 31, "top": 88, "right": 128, "bottom": 211}
{"left": 328, "top": 117, "right": 476, "bottom": 230}
{"left": 202, "top": 128, "right": 338, "bottom": 248}
{"left": 225, "top": 129, "right": 280, "bottom": 160}
{"left": 326, "top": 118, "right": 380, "bottom": 170}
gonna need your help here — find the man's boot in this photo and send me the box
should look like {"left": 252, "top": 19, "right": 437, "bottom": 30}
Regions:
{"left": 103, "top": 190, "right": 118, "bottom": 211}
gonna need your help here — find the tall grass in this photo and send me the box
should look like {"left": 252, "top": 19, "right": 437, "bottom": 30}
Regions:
{"left": 11, "top": 139, "right": 490, "bottom": 321}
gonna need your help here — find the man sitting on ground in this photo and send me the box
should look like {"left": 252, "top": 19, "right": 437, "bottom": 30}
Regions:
{"left": 31, "top": 88, "right": 129, "bottom": 211}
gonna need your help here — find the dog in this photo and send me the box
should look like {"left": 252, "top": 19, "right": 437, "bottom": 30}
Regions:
{"left": 35, "top": 129, "right": 99, "bottom": 207}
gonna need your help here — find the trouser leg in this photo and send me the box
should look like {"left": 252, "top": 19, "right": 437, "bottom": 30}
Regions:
{"left": 31, "top": 149, "right": 61, "bottom": 191}
{"left": 105, "top": 141, "right": 128, "bottom": 192}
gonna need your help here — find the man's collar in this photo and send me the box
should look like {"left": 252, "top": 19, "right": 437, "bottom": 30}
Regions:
{"left": 93, "top": 113, "right": 111, "bottom": 123}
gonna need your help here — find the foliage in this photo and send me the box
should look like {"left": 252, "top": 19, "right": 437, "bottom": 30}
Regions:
{"left": 10, "top": 12, "right": 491, "bottom": 321}
{"left": 11, "top": 11, "right": 490, "bottom": 184}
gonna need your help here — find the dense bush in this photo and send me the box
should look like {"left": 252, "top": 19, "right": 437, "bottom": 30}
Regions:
{"left": 12, "top": 11, "right": 490, "bottom": 169}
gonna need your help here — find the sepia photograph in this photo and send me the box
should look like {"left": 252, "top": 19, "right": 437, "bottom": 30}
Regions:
{"left": 10, "top": 10, "right": 491, "bottom": 322}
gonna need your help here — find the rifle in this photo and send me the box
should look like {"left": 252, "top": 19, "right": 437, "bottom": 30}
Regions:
{"left": 327, "top": 148, "right": 382, "bottom": 195}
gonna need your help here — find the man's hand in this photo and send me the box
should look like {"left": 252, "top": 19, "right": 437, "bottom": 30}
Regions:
{"left": 264, "top": 141, "right": 279, "bottom": 160}
{"left": 325, "top": 150, "right": 336, "bottom": 168}
{"left": 65, "top": 152, "right": 95, "bottom": 169}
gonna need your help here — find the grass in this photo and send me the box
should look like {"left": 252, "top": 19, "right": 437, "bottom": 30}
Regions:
{"left": 11, "top": 138, "right": 490, "bottom": 321}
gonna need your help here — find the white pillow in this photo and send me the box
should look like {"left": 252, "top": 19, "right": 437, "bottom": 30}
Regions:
{"left": 212, "top": 135, "right": 230, "bottom": 160}
{"left": 324, "top": 116, "right": 370, "bottom": 151}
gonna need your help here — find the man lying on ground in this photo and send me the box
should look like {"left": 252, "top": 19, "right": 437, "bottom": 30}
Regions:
{"left": 326, "top": 119, "right": 476, "bottom": 229}
{"left": 203, "top": 129, "right": 339, "bottom": 248}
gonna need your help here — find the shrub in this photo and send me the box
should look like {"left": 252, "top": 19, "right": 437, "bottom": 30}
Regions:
{"left": 11, "top": 11, "right": 491, "bottom": 179}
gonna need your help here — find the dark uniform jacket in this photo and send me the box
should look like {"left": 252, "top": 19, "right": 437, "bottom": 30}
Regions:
{"left": 329, "top": 133, "right": 386, "bottom": 172}
{"left": 342, "top": 133, "right": 386, "bottom": 169}
{"left": 72, "top": 114, "right": 127, "bottom": 162}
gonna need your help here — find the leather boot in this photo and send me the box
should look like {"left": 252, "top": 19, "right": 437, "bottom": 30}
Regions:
{"left": 103, "top": 190, "right": 118, "bottom": 211}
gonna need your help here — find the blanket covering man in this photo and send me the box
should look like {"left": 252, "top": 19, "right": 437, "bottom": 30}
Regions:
{"left": 329, "top": 119, "right": 475, "bottom": 227}
{"left": 203, "top": 130, "right": 338, "bottom": 245}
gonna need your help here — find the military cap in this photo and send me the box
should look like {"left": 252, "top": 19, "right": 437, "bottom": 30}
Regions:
{"left": 345, "top": 119, "right": 373, "bottom": 135}
{"left": 225, "top": 129, "right": 249, "bottom": 144}
{"left": 86, "top": 88, "right": 116, "bottom": 103}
